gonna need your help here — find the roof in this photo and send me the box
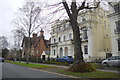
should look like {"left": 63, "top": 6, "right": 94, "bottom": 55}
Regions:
{"left": 22, "top": 35, "right": 50, "bottom": 48}
{"left": 34, "top": 36, "right": 50, "bottom": 48}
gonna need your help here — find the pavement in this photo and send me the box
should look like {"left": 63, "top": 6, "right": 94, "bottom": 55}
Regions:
{"left": 2, "top": 63, "right": 79, "bottom": 79}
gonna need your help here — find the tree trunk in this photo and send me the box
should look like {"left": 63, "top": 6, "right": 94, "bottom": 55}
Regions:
{"left": 69, "top": 11, "right": 84, "bottom": 63}
{"left": 19, "top": 51, "right": 21, "bottom": 63}
{"left": 68, "top": 12, "right": 85, "bottom": 72}
{"left": 26, "top": 49, "right": 29, "bottom": 64}
{"left": 72, "top": 25, "right": 84, "bottom": 62}
{"left": 26, "top": 37, "right": 31, "bottom": 64}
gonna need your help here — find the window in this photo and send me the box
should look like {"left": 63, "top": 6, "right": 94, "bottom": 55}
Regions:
{"left": 36, "top": 50, "right": 39, "bottom": 54}
{"left": 84, "top": 45, "right": 88, "bottom": 54}
{"left": 116, "top": 56, "right": 120, "bottom": 60}
{"left": 53, "top": 29, "right": 55, "bottom": 32}
{"left": 115, "top": 21, "right": 120, "bottom": 33}
{"left": 59, "top": 37, "right": 61, "bottom": 42}
{"left": 54, "top": 50, "right": 55, "bottom": 55}
{"left": 83, "top": 30, "right": 88, "bottom": 40}
{"left": 54, "top": 39, "right": 56, "bottom": 43}
{"left": 59, "top": 27, "right": 61, "bottom": 31}
{"left": 108, "top": 56, "right": 116, "bottom": 60}
{"left": 68, "top": 23, "right": 71, "bottom": 28}
{"left": 118, "top": 39, "right": 120, "bottom": 51}
{"left": 63, "top": 24, "right": 66, "bottom": 30}
{"left": 69, "top": 33, "right": 72, "bottom": 40}
{"left": 63, "top": 36, "right": 66, "bottom": 41}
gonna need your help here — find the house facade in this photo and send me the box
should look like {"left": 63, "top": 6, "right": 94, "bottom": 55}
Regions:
{"left": 50, "top": 8, "right": 111, "bottom": 62}
{"left": 21, "top": 29, "right": 50, "bottom": 58}
{"left": 108, "top": 2, "right": 120, "bottom": 56}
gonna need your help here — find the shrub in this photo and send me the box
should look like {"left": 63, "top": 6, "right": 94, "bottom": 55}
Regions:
{"left": 21, "top": 58, "right": 26, "bottom": 62}
{"left": 68, "top": 62, "right": 96, "bottom": 73}
{"left": 29, "top": 57, "right": 42, "bottom": 63}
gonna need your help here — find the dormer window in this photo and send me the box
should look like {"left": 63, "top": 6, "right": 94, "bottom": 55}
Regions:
{"left": 81, "top": 15, "right": 86, "bottom": 22}
{"left": 114, "top": 3, "right": 120, "bottom": 13}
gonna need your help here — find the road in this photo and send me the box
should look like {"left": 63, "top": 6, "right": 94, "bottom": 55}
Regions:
{"left": 2, "top": 63, "right": 80, "bottom": 80}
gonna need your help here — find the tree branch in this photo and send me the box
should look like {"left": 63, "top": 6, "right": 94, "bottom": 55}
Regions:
{"left": 62, "top": 0, "right": 72, "bottom": 20}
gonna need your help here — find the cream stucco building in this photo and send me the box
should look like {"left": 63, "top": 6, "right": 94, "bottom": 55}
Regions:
{"left": 50, "top": 8, "right": 111, "bottom": 62}
{"left": 108, "top": 2, "right": 120, "bottom": 56}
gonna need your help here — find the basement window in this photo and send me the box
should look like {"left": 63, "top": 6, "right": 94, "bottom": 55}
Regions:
{"left": 84, "top": 45, "right": 88, "bottom": 54}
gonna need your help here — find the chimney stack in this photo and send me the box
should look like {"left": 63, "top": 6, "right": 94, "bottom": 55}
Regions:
{"left": 40, "top": 29, "right": 44, "bottom": 36}
{"left": 33, "top": 33, "right": 37, "bottom": 38}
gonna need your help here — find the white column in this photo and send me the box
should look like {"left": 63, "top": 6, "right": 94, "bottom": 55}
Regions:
{"left": 62, "top": 47, "right": 64, "bottom": 56}
{"left": 88, "top": 28, "right": 95, "bottom": 61}
{"left": 56, "top": 46, "right": 58, "bottom": 58}
{"left": 50, "top": 47, "right": 52, "bottom": 58}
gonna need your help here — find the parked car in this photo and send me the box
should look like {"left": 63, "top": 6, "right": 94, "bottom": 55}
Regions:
{"left": 0, "top": 57, "right": 4, "bottom": 62}
{"left": 56, "top": 56, "right": 74, "bottom": 63}
{"left": 102, "top": 56, "right": 120, "bottom": 67}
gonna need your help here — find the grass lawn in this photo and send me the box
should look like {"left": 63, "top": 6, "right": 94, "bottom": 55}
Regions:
{"left": 5, "top": 60, "right": 56, "bottom": 69}
{"left": 58, "top": 70, "right": 120, "bottom": 78}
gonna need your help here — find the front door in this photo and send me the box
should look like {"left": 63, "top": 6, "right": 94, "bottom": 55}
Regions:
{"left": 42, "top": 55, "right": 45, "bottom": 61}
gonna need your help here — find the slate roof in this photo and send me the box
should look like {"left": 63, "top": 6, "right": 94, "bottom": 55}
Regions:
{"left": 21, "top": 36, "right": 50, "bottom": 48}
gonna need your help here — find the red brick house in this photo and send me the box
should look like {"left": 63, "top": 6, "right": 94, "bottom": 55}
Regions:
{"left": 21, "top": 29, "right": 50, "bottom": 58}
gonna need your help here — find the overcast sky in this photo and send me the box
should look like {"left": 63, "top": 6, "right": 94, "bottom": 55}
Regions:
{"left": 0, "top": 0, "right": 52, "bottom": 46}
{"left": 0, "top": 0, "right": 111, "bottom": 47}
{"left": 0, "top": 0, "right": 25, "bottom": 45}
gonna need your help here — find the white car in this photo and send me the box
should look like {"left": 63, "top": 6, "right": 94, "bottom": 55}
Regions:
{"left": 102, "top": 56, "right": 120, "bottom": 67}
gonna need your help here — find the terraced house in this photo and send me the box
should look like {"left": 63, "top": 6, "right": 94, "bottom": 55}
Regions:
{"left": 50, "top": 8, "right": 111, "bottom": 62}
{"left": 108, "top": 2, "right": 120, "bottom": 56}
{"left": 21, "top": 29, "right": 50, "bottom": 59}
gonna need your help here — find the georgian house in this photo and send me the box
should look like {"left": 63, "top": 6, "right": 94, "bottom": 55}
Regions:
{"left": 108, "top": 2, "right": 120, "bottom": 56}
{"left": 21, "top": 29, "right": 50, "bottom": 58}
{"left": 50, "top": 8, "right": 111, "bottom": 62}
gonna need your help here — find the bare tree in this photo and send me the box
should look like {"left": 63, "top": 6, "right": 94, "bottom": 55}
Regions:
{"left": 0, "top": 36, "right": 9, "bottom": 49}
{"left": 12, "top": 29, "right": 24, "bottom": 62}
{"left": 0, "top": 36, "right": 9, "bottom": 58}
{"left": 13, "top": 2, "right": 44, "bottom": 63}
